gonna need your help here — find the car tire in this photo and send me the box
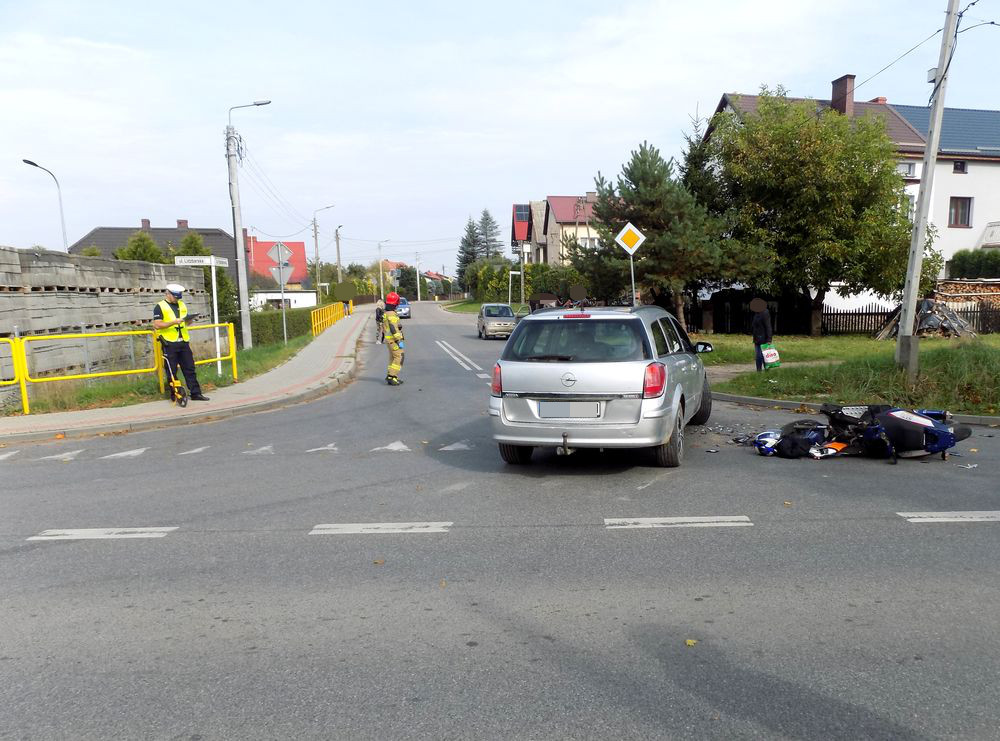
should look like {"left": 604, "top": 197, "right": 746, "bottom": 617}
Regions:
{"left": 688, "top": 377, "right": 712, "bottom": 426}
{"left": 652, "top": 407, "right": 684, "bottom": 468}
{"left": 498, "top": 443, "right": 533, "bottom": 464}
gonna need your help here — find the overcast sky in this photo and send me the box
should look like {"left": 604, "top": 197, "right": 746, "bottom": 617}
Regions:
{"left": 2, "top": 0, "right": 997, "bottom": 274}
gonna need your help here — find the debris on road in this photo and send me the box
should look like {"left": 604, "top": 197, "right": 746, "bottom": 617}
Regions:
{"left": 685, "top": 639, "right": 698, "bottom": 647}
{"left": 956, "top": 464, "right": 979, "bottom": 470}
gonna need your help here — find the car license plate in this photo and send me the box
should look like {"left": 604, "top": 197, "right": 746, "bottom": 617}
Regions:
{"left": 538, "top": 401, "right": 601, "bottom": 419}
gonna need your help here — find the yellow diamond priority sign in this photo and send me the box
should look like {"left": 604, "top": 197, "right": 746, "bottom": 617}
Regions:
{"left": 615, "top": 222, "right": 646, "bottom": 255}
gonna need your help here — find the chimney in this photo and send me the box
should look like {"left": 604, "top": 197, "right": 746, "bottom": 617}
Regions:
{"left": 141, "top": 218, "right": 151, "bottom": 229}
{"left": 869, "top": 96, "right": 887, "bottom": 104}
{"left": 177, "top": 219, "right": 189, "bottom": 229}
{"left": 585, "top": 191, "right": 597, "bottom": 202}
{"left": 831, "top": 74, "right": 855, "bottom": 117}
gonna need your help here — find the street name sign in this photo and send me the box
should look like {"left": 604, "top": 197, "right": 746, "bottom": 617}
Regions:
{"left": 174, "top": 256, "right": 229, "bottom": 268}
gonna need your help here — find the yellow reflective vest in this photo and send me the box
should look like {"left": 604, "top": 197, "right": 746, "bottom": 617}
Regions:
{"left": 157, "top": 299, "right": 190, "bottom": 343}
{"left": 382, "top": 310, "right": 403, "bottom": 345}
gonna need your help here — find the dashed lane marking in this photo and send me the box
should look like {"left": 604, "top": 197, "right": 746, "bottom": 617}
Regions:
{"left": 0, "top": 450, "right": 20, "bottom": 461}
{"left": 371, "top": 441, "right": 411, "bottom": 452}
{"left": 309, "top": 522, "right": 453, "bottom": 535}
{"left": 35, "top": 449, "right": 84, "bottom": 462}
{"left": 435, "top": 340, "right": 471, "bottom": 371}
{"left": 439, "top": 340, "right": 484, "bottom": 371}
{"left": 243, "top": 445, "right": 274, "bottom": 456}
{"left": 605, "top": 516, "right": 753, "bottom": 529}
{"left": 897, "top": 511, "right": 1000, "bottom": 524}
{"left": 100, "top": 448, "right": 149, "bottom": 460}
{"left": 307, "top": 443, "right": 339, "bottom": 453}
{"left": 178, "top": 446, "right": 210, "bottom": 456}
{"left": 27, "top": 527, "right": 179, "bottom": 541}
{"left": 476, "top": 373, "right": 491, "bottom": 379}
{"left": 439, "top": 441, "right": 473, "bottom": 451}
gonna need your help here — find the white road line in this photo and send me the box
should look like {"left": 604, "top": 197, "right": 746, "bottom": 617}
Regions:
{"left": 309, "top": 522, "right": 453, "bottom": 535}
{"left": 897, "top": 511, "right": 1000, "bottom": 523}
{"left": 0, "top": 450, "right": 20, "bottom": 461}
{"left": 371, "top": 441, "right": 411, "bottom": 452}
{"left": 243, "top": 445, "right": 274, "bottom": 455}
{"left": 439, "top": 441, "right": 473, "bottom": 451}
{"left": 178, "top": 446, "right": 210, "bottom": 456}
{"left": 307, "top": 443, "right": 339, "bottom": 453}
{"left": 27, "top": 527, "right": 179, "bottom": 541}
{"left": 35, "top": 449, "right": 84, "bottom": 462}
{"left": 439, "top": 340, "right": 484, "bottom": 371}
{"left": 476, "top": 373, "right": 490, "bottom": 379}
{"left": 443, "top": 482, "right": 472, "bottom": 492}
{"left": 605, "top": 516, "right": 753, "bottom": 529}
{"left": 435, "top": 340, "right": 471, "bottom": 371}
{"left": 100, "top": 448, "right": 149, "bottom": 460}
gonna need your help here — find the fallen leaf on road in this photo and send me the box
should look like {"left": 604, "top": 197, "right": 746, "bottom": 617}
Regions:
{"left": 373, "top": 559, "right": 385, "bottom": 565}
{"left": 685, "top": 639, "right": 698, "bottom": 647}
{"left": 969, "top": 448, "right": 978, "bottom": 453}
{"left": 440, "top": 579, "right": 447, "bottom": 588}
{"left": 54, "top": 433, "right": 65, "bottom": 439}
{"left": 783, "top": 501, "right": 793, "bottom": 507}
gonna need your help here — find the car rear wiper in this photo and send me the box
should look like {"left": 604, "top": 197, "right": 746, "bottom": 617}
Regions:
{"left": 522, "top": 354, "right": 574, "bottom": 361}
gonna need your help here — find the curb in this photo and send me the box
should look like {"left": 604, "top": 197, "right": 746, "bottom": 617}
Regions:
{"left": 0, "top": 323, "right": 370, "bottom": 445}
{"left": 713, "top": 392, "right": 1000, "bottom": 427}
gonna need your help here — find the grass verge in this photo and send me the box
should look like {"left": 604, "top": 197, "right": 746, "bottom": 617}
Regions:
{"left": 14, "top": 334, "right": 313, "bottom": 415}
{"left": 443, "top": 300, "right": 528, "bottom": 314}
{"left": 716, "top": 338, "right": 1000, "bottom": 416}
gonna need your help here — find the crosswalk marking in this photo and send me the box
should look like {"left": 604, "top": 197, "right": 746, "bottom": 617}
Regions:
{"left": 309, "top": 522, "right": 453, "bottom": 535}
{"left": 605, "top": 516, "right": 753, "bottom": 529}
{"left": 371, "top": 441, "right": 410, "bottom": 452}
{"left": 243, "top": 445, "right": 274, "bottom": 455}
{"left": 439, "top": 341, "right": 483, "bottom": 371}
{"left": 27, "top": 527, "right": 179, "bottom": 541}
{"left": 100, "top": 448, "right": 148, "bottom": 460}
{"left": 178, "top": 446, "right": 210, "bottom": 456}
{"left": 476, "top": 373, "right": 490, "bottom": 379}
{"left": 0, "top": 450, "right": 20, "bottom": 461}
{"left": 35, "top": 449, "right": 84, "bottom": 462}
{"left": 436, "top": 340, "right": 471, "bottom": 371}
{"left": 307, "top": 443, "right": 339, "bottom": 453}
{"left": 897, "top": 511, "right": 1000, "bottom": 523}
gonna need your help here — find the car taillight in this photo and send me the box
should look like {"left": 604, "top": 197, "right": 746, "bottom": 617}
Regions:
{"left": 643, "top": 362, "right": 666, "bottom": 398}
{"left": 561, "top": 313, "right": 591, "bottom": 318}
{"left": 491, "top": 363, "right": 502, "bottom": 396}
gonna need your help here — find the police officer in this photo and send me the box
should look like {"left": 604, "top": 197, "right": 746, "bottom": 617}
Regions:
{"left": 382, "top": 292, "right": 405, "bottom": 386}
{"left": 153, "top": 283, "right": 210, "bottom": 401}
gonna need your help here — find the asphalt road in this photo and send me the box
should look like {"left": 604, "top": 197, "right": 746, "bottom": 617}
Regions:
{"left": 3, "top": 304, "right": 999, "bottom": 740}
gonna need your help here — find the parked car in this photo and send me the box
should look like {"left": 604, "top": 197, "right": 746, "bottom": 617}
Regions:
{"left": 488, "top": 306, "right": 713, "bottom": 467}
{"left": 477, "top": 303, "right": 516, "bottom": 339}
{"left": 396, "top": 297, "right": 411, "bottom": 318}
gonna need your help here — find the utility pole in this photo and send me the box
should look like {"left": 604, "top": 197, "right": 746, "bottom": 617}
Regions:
{"left": 896, "top": 0, "right": 961, "bottom": 381}
{"left": 519, "top": 241, "right": 526, "bottom": 306}
{"left": 335, "top": 225, "right": 343, "bottom": 284}
{"left": 377, "top": 240, "right": 387, "bottom": 298}
{"left": 415, "top": 252, "right": 421, "bottom": 302}
{"left": 312, "top": 217, "right": 320, "bottom": 307}
{"left": 226, "top": 125, "right": 253, "bottom": 349}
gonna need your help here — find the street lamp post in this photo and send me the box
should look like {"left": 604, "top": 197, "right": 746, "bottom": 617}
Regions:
{"left": 227, "top": 99, "right": 271, "bottom": 349}
{"left": 22, "top": 159, "right": 68, "bottom": 251}
{"left": 378, "top": 240, "right": 390, "bottom": 298}
{"left": 335, "top": 225, "right": 344, "bottom": 284}
{"left": 312, "top": 204, "right": 334, "bottom": 307}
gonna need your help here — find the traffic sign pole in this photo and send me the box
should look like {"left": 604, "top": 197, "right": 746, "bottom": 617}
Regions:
{"left": 175, "top": 256, "right": 226, "bottom": 374}
{"left": 629, "top": 255, "right": 636, "bottom": 307}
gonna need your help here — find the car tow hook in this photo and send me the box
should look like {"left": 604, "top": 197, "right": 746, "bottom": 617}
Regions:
{"left": 557, "top": 432, "right": 576, "bottom": 456}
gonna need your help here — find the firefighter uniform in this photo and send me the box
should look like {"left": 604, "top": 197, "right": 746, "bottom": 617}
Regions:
{"left": 382, "top": 301, "right": 405, "bottom": 385}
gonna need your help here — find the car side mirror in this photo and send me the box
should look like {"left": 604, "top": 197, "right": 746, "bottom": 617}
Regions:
{"left": 695, "top": 342, "right": 713, "bottom": 354}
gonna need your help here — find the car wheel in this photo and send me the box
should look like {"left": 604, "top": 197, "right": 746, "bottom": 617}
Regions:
{"left": 688, "top": 377, "right": 713, "bottom": 426}
{"left": 652, "top": 407, "right": 684, "bottom": 468}
{"left": 498, "top": 443, "right": 533, "bottom": 464}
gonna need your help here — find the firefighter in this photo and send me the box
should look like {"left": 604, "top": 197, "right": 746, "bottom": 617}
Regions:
{"left": 382, "top": 292, "right": 405, "bottom": 385}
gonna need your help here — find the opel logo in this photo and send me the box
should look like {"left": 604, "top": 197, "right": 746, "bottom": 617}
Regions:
{"left": 561, "top": 372, "right": 577, "bottom": 388}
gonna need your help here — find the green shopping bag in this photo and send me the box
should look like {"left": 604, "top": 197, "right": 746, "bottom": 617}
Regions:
{"left": 761, "top": 343, "right": 781, "bottom": 368}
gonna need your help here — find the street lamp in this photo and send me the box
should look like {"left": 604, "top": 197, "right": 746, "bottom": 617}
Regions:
{"left": 378, "top": 240, "right": 390, "bottom": 298}
{"left": 22, "top": 159, "right": 68, "bottom": 251}
{"left": 312, "top": 204, "right": 335, "bottom": 306}
{"left": 226, "top": 99, "right": 271, "bottom": 349}
{"left": 335, "top": 225, "right": 344, "bottom": 284}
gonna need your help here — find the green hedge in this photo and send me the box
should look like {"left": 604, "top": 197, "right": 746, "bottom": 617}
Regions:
{"left": 949, "top": 249, "right": 1000, "bottom": 279}
{"left": 248, "top": 307, "right": 314, "bottom": 345}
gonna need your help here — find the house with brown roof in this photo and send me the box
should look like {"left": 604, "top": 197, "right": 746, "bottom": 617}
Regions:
{"left": 510, "top": 194, "right": 599, "bottom": 267}
{"left": 715, "top": 74, "right": 1000, "bottom": 274}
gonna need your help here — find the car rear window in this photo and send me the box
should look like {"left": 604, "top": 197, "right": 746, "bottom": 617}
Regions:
{"left": 485, "top": 306, "right": 514, "bottom": 318}
{"left": 503, "top": 318, "right": 650, "bottom": 362}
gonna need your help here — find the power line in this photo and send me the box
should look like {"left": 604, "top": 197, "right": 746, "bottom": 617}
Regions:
{"left": 249, "top": 224, "right": 311, "bottom": 239}
{"left": 241, "top": 160, "right": 306, "bottom": 226}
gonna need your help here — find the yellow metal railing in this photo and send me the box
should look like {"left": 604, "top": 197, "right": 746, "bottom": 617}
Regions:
{"left": 310, "top": 300, "right": 353, "bottom": 336}
{"left": 3, "top": 323, "right": 237, "bottom": 415}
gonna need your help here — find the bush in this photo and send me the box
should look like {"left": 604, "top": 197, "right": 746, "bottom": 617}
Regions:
{"left": 949, "top": 249, "right": 1000, "bottom": 279}
{"left": 249, "top": 306, "right": 314, "bottom": 345}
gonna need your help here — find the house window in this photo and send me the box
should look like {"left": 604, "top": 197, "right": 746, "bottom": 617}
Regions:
{"left": 896, "top": 162, "right": 915, "bottom": 177}
{"left": 953, "top": 160, "right": 967, "bottom": 174}
{"left": 514, "top": 204, "right": 530, "bottom": 220}
{"left": 948, "top": 197, "right": 972, "bottom": 228}
{"left": 906, "top": 195, "right": 915, "bottom": 218}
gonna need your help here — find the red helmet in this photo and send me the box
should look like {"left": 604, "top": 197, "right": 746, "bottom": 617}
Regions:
{"left": 385, "top": 291, "right": 400, "bottom": 306}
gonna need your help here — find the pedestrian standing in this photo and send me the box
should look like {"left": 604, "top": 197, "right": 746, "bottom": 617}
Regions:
{"left": 153, "top": 283, "right": 210, "bottom": 400}
{"left": 382, "top": 293, "right": 405, "bottom": 385}
{"left": 374, "top": 299, "right": 385, "bottom": 344}
{"left": 750, "top": 297, "right": 772, "bottom": 372}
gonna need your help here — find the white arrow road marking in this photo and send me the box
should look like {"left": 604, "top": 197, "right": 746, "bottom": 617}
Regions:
{"left": 27, "top": 527, "right": 179, "bottom": 541}
{"left": 100, "top": 448, "right": 148, "bottom": 460}
{"left": 0, "top": 450, "right": 20, "bottom": 461}
{"left": 178, "top": 446, "right": 210, "bottom": 456}
{"left": 35, "top": 449, "right": 84, "bottom": 462}
{"left": 439, "top": 441, "right": 473, "bottom": 451}
{"left": 307, "top": 443, "right": 339, "bottom": 453}
{"left": 439, "top": 341, "right": 483, "bottom": 371}
{"left": 243, "top": 445, "right": 274, "bottom": 455}
{"left": 605, "top": 516, "right": 753, "bottom": 529}
{"left": 309, "top": 522, "right": 453, "bottom": 535}
{"left": 435, "top": 341, "right": 471, "bottom": 371}
{"left": 898, "top": 511, "right": 1000, "bottom": 523}
{"left": 371, "top": 441, "right": 410, "bottom": 452}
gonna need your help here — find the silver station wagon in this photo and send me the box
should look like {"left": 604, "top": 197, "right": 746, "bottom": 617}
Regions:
{"left": 488, "top": 306, "right": 713, "bottom": 466}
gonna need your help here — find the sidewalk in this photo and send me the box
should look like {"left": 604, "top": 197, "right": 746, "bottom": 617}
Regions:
{"left": 0, "top": 305, "right": 374, "bottom": 444}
